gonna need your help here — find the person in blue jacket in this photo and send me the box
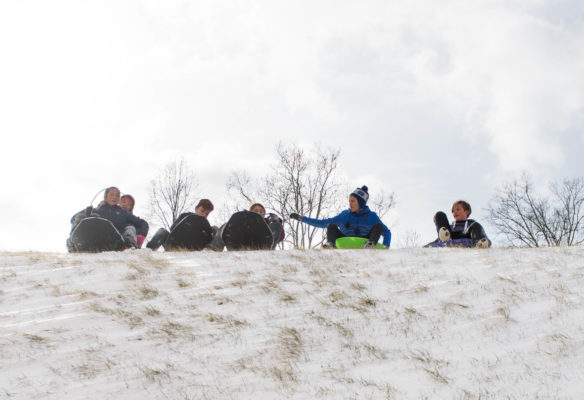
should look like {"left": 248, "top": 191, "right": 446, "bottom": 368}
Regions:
{"left": 289, "top": 185, "right": 391, "bottom": 248}
{"left": 69, "top": 187, "right": 148, "bottom": 248}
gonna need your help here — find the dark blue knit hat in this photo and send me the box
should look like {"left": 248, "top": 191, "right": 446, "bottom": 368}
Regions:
{"left": 350, "top": 186, "right": 369, "bottom": 209}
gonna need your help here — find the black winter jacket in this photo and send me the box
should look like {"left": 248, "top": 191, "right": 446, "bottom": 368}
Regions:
{"left": 72, "top": 204, "right": 149, "bottom": 236}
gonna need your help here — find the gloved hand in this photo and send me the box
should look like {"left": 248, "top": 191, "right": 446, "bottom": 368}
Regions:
{"left": 136, "top": 235, "right": 145, "bottom": 248}
{"left": 265, "top": 213, "right": 282, "bottom": 224}
{"left": 289, "top": 213, "right": 302, "bottom": 221}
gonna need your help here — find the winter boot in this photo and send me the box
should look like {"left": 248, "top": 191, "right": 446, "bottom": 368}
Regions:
{"left": 363, "top": 240, "right": 376, "bottom": 249}
{"left": 123, "top": 225, "right": 137, "bottom": 249}
{"left": 475, "top": 238, "right": 490, "bottom": 249}
{"left": 439, "top": 227, "right": 451, "bottom": 242}
{"left": 146, "top": 228, "right": 169, "bottom": 251}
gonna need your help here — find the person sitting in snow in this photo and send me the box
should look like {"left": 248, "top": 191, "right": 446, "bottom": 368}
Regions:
{"left": 146, "top": 199, "right": 214, "bottom": 251}
{"left": 68, "top": 187, "right": 149, "bottom": 249}
{"left": 119, "top": 194, "right": 149, "bottom": 248}
{"left": 425, "top": 200, "right": 491, "bottom": 248}
{"left": 208, "top": 202, "right": 285, "bottom": 251}
{"left": 289, "top": 185, "right": 391, "bottom": 249}
{"left": 249, "top": 203, "right": 285, "bottom": 249}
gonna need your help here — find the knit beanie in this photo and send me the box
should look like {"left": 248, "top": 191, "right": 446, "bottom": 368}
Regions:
{"left": 350, "top": 186, "right": 369, "bottom": 209}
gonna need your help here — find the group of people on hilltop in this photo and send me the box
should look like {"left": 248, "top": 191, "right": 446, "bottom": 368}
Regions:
{"left": 68, "top": 184, "right": 491, "bottom": 251}
{"left": 67, "top": 187, "right": 149, "bottom": 252}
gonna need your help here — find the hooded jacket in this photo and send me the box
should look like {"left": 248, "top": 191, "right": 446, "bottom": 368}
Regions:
{"left": 301, "top": 206, "right": 391, "bottom": 247}
{"left": 73, "top": 203, "right": 149, "bottom": 236}
{"left": 96, "top": 204, "right": 149, "bottom": 236}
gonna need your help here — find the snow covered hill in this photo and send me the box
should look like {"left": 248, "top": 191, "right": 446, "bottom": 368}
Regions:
{"left": 1, "top": 247, "right": 583, "bottom": 399}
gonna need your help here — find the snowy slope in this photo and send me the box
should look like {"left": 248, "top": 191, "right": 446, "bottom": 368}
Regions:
{"left": 1, "top": 247, "right": 583, "bottom": 399}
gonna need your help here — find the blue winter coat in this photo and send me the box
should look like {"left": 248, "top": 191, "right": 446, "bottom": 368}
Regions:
{"left": 301, "top": 206, "right": 391, "bottom": 247}
{"left": 73, "top": 204, "right": 149, "bottom": 236}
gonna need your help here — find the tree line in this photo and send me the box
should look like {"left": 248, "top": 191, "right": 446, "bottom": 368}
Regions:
{"left": 148, "top": 144, "right": 583, "bottom": 248}
{"left": 486, "top": 175, "right": 584, "bottom": 247}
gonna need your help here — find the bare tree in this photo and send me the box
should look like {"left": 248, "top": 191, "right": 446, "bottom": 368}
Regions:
{"left": 149, "top": 158, "right": 198, "bottom": 230}
{"left": 227, "top": 143, "right": 342, "bottom": 248}
{"left": 400, "top": 230, "right": 420, "bottom": 248}
{"left": 486, "top": 175, "right": 584, "bottom": 247}
{"left": 551, "top": 177, "right": 584, "bottom": 245}
{"left": 227, "top": 143, "right": 396, "bottom": 249}
{"left": 369, "top": 189, "right": 396, "bottom": 219}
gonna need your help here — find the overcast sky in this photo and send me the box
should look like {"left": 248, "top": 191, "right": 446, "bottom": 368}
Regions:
{"left": 1, "top": 0, "right": 582, "bottom": 252}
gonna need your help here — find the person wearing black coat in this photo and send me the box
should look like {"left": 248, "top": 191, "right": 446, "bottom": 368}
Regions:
{"left": 146, "top": 199, "right": 214, "bottom": 251}
{"left": 70, "top": 187, "right": 148, "bottom": 248}
{"left": 120, "top": 194, "right": 149, "bottom": 247}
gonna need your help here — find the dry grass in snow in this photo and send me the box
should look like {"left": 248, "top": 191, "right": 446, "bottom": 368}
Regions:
{"left": 1, "top": 247, "right": 584, "bottom": 399}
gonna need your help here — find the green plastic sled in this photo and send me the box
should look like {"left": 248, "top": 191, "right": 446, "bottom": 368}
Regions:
{"left": 335, "top": 237, "right": 387, "bottom": 249}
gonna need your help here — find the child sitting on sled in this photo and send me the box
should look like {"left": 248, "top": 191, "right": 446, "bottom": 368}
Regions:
{"left": 425, "top": 200, "right": 491, "bottom": 248}
{"left": 146, "top": 199, "right": 214, "bottom": 251}
{"left": 68, "top": 187, "right": 149, "bottom": 249}
{"left": 119, "top": 194, "right": 149, "bottom": 248}
{"left": 289, "top": 185, "right": 391, "bottom": 248}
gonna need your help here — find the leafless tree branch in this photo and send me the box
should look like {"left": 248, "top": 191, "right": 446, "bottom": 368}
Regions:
{"left": 487, "top": 174, "right": 584, "bottom": 247}
{"left": 149, "top": 158, "right": 198, "bottom": 230}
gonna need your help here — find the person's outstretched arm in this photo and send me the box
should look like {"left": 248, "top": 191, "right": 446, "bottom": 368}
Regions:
{"left": 290, "top": 211, "right": 345, "bottom": 229}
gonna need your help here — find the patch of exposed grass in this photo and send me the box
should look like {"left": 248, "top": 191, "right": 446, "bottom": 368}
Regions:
{"left": 278, "top": 327, "right": 303, "bottom": 360}
{"left": 363, "top": 343, "right": 388, "bottom": 360}
{"left": 496, "top": 305, "right": 511, "bottom": 321}
{"left": 137, "top": 284, "right": 159, "bottom": 300}
{"left": 75, "top": 290, "right": 98, "bottom": 299}
{"left": 152, "top": 321, "right": 195, "bottom": 341}
{"left": 358, "top": 296, "right": 377, "bottom": 309}
{"left": 416, "top": 285, "right": 429, "bottom": 293}
{"left": 269, "top": 364, "right": 297, "bottom": 386}
{"left": 281, "top": 263, "right": 299, "bottom": 274}
{"left": 411, "top": 349, "right": 433, "bottom": 364}
{"left": 328, "top": 290, "right": 347, "bottom": 304}
{"left": 116, "top": 310, "right": 143, "bottom": 329}
{"left": 140, "top": 365, "right": 171, "bottom": 383}
{"left": 48, "top": 283, "right": 62, "bottom": 297}
{"left": 89, "top": 302, "right": 114, "bottom": 315}
{"left": 124, "top": 273, "right": 139, "bottom": 281}
{"left": 73, "top": 363, "right": 99, "bottom": 379}
{"left": 279, "top": 291, "right": 297, "bottom": 303}
{"left": 26, "top": 252, "right": 45, "bottom": 263}
{"left": 125, "top": 262, "right": 148, "bottom": 278}
{"left": 404, "top": 306, "right": 420, "bottom": 316}
{"left": 144, "top": 305, "right": 161, "bottom": 317}
{"left": 23, "top": 333, "right": 47, "bottom": 344}
{"left": 309, "top": 312, "right": 354, "bottom": 338}
{"left": 423, "top": 366, "right": 449, "bottom": 384}
{"left": 410, "top": 349, "right": 450, "bottom": 385}
{"left": 230, "top": 279, "right": 248, "bottom": 288}
{"left": 205, "top": 313, "right": 248, "bottom": 328}
{"left": 442, "top": 302, "right": 470, "bottom": 312}
{"left": 351, "top": 282, "right": 366, "bottom": 292}
{"left": 72, "top": 358, "right": 115, "bottom": 379}
{"left": 260, "top": 275, "right": 281, "bottom": 293}
{"left": 2, "top": 271, "right": 17, "bottom": 281}
{"left": 176, "top": 278, "right": 191, "bottom": 288}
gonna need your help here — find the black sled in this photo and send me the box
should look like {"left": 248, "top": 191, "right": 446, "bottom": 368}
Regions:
{"left": 222, "top": 210, "right": 273, "bottom": 251}
{"left": 68, "top": 217, "right": 125, "bottom": 253}
{"left": 163, "top": 214, "right": 213, "bottom": 251}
